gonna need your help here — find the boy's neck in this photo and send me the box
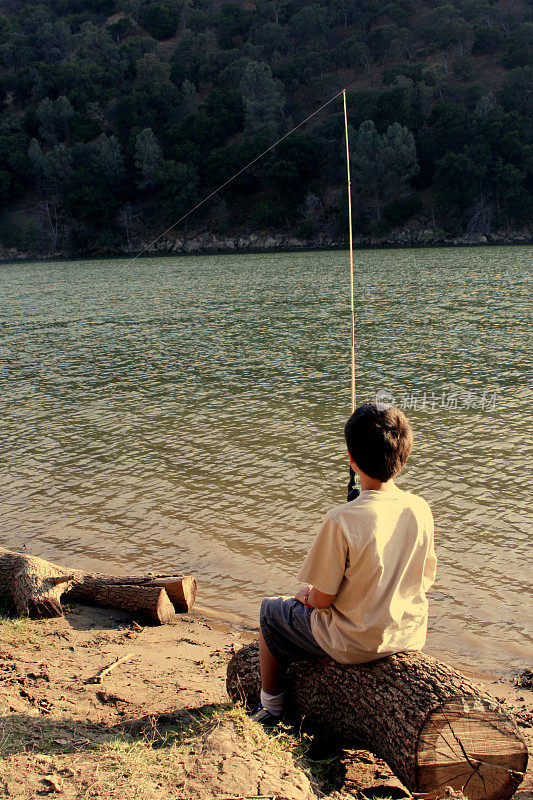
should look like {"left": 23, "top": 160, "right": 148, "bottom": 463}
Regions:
{"left": 347, "top": 452, "right": 398, "bottom": 492}
{"left": 360, "top": 475, "right": 397, "bottom": 492}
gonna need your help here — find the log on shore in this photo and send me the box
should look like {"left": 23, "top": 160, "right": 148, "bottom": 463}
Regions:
{"left": 0, "top": 547, "right": 196, "bottom": 623}
{"left": 68, "top": 574, "right": 197, "bottom": 615}
{"left": 71, "top": 583, "right": 175, "bottom": 624}
{"left": 226, "top": 642, "right": 528, "bottom": 800}
{"left": 0, "top": 548, "right": 79, "bottom": 619}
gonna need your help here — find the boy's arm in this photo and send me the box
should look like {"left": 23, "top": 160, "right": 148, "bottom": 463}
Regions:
{"left": 295, "top": 586, "right": 336, "bottom": 609}
{"left": 423, "top": 512, "right": 437, "bottom": 591}
{"left": 297, "top": 515, "right": 348, "bottom": 601}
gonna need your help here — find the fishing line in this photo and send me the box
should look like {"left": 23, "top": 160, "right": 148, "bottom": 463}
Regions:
{"left": 119, "top": 89, "right": 345, "bottom": 272}
{"left": 115, "top": 86, "right": 359, "bottom": 497}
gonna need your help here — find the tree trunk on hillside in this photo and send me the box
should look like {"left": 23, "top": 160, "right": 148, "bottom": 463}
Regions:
{"left": 0, "top": 547, "right": 197, "bottom": 624}
{"left": 226, "top": 643, "right": 528, "bottom": 800}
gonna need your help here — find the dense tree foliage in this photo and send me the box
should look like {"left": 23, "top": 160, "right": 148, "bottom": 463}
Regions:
{"left": 0, "top": 0, "right": 531, "bottom": 251}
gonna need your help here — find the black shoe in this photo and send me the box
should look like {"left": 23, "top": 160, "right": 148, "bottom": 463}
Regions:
{"left": 249, "top": 704, "right": 281, "bottom": 728}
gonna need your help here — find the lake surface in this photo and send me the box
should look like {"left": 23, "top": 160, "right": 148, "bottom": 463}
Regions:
{"left": 1, "top": 246, "right": 532, "bottom": 676}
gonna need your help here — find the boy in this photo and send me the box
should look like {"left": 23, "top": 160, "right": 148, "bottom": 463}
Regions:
{"left": 252, "top": 402, "right": 437, "bottom": 725}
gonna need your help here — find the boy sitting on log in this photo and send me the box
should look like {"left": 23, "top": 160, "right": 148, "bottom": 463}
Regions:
{"left": 252, "top": 402, "right": 437, "bottom": 725}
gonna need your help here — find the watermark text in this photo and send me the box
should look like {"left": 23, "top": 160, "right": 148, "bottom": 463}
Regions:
{"left": 375, "top": 388, "right": 499, "bottom": 412}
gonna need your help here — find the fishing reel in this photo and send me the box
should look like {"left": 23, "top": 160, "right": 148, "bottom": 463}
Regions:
{"left": 347, "top": 466, "right": 360, "bottom": 502}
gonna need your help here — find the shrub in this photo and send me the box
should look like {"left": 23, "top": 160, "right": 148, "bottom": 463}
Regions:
{"left": 251, "top": 198, "right": 286, "bottom": 227}
{"left": 0, "top": 211, "right": 49, "bottom": 251}
{"left": 108, "top": 18, "right": 134, "bottom": 43}
{"left": 471, "top": 26, "right": 504, "bottom": 55}
{"left": 0, "top": 169, "right": 11, "bottom": 206}
{"left": 383, "top": 196, "right": 422, "bottom": 226}
{"left": 502, "top": 24, "right": 533, "bottom": 70}
{"left": 186, "top": 9, "right": 208, "bottom": 33}
{"left": 142, "top": 1, "right": 180, "bottom": 40}
{"left": 370, "top": 218, "right": 390, "bottom": 236}
{"left": 451, "top": 56, "right": 475, "bottom": 81}
{"left": 297, "top": 218, "right": 315, "bottom": 238}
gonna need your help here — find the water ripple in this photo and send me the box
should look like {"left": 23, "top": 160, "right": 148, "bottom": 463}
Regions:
{"left": 1, "top": 246, "right": 532, "bottom": 674}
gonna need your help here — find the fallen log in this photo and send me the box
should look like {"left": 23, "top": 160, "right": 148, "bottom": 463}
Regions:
{"left": 73, "top": 583, "right": 176, "bottom": 624}
{"left": 0, "top": 547, "right": 197, "bottom": 623}
{"left": 0, "top": 548, "right": 75, "bottom": 619}
{"left": 226, "top": 642, "right": 528, "bottom": 800}
{"left": 68, "top": 574, "right": 197, "bottom": 614}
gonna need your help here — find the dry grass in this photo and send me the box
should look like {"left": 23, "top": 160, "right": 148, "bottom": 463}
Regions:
{"left": 0, "top": 597, "right": 43, "bottom": 647}
{"left": 0, "top": 703, "right": 329, "bottom": 799}
{"left": 0, "top": 707, "right": 210, "bottom": 798}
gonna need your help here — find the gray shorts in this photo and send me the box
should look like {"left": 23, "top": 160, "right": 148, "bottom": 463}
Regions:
{"left": 260, "top": 596, "right": 326, "bottom": 664}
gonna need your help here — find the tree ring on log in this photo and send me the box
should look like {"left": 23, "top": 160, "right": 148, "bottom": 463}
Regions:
{"left": 415, "top": 698, "right": 528, "bottom": 800}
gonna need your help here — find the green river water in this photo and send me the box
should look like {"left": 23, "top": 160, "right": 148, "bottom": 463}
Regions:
{"left": 1, "top": 245, "right": 531, "bottom": 675}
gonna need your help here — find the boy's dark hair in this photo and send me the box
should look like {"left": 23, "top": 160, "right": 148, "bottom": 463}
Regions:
{"left": 344, "top": 403, "right": 413, "bottom": 482}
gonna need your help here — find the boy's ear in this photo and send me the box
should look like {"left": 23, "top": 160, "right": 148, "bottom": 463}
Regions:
{"left": 347, "top": 449, "right": 359, "bottom": 472}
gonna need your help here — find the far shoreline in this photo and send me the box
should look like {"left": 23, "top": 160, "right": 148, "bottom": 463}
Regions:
{"left": 1, "top": 232, "right": 532, "bottom": 265}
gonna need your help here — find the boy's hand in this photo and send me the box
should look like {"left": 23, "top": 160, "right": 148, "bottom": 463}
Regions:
{"left": 294, "top": 587, "right": 310, "bottom": 605}
{"left": 294, "top": 586, "right": 336, "bottom": 609}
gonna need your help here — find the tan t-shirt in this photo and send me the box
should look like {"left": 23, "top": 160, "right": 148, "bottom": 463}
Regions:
{"left": 297, "top": 486, "right": 436, "bottom": 664}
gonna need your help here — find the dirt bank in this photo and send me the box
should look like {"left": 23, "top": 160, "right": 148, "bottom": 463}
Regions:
{"left": 0, "top": 604, "right": 531, "bottom": 800}
{"left": 0, "top": 228, "right": 532, "bottom": 263}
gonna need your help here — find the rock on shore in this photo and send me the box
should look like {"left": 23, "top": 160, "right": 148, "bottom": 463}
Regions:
{"left": 1, "top": 228, "right": 532, "bottom": 262}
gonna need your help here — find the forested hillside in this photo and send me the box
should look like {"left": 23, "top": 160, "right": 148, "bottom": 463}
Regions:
{"left": 0, "top": 0, "right": 531, "bottom": 254}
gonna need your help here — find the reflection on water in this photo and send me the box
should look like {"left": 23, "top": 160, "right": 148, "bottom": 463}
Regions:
{"left": 1, "top": 246, "right": 532, "bottom": 675}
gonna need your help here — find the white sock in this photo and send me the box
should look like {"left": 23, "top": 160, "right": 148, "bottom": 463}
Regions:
{"left": 260, "top": 689, "right": 285, "bottom": 716}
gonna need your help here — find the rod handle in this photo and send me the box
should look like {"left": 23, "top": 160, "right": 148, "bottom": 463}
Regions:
{"left": 347, "top": 466, "right": 360, "bottom": 502}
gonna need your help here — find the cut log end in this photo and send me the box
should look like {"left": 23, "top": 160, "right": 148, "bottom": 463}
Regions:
{"left": 154, "top": 588, "right": 175, "bottom": 625}
{"left": 150, "top": 576, "right": 197, "bottom": 612}
{"left": 416, "top": 699, "right": 528, "bottom": 800}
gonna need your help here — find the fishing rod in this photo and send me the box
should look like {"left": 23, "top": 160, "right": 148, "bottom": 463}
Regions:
{"left": 120, "top": 89, "right": 359, "bottom": 500}
{"left": 343, "top": 89, "right": 360, "bottom": 503}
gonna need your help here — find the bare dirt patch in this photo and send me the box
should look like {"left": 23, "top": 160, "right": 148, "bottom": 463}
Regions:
{"left": 0, "top": 605, "right": 531, "bottom": 800}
